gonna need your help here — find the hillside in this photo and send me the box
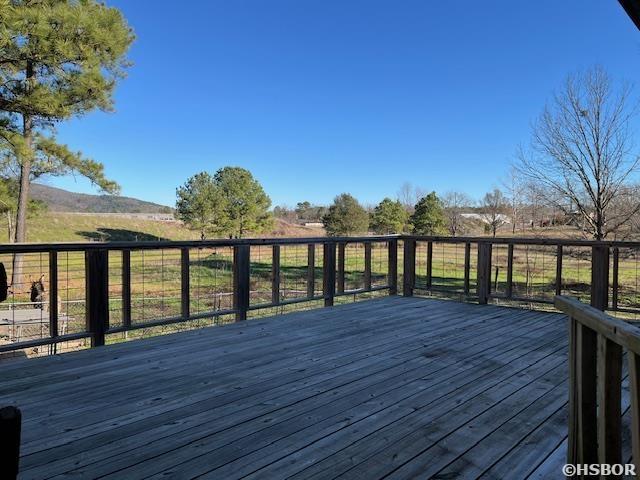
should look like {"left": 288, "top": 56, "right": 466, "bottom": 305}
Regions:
{"left": 30, "top": 183, "right": 173, "bottom": 214}
{"left": 21, "top": 213, "right": 324, "bottom": 243}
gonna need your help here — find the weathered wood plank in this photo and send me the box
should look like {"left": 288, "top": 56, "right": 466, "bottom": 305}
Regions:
{"left": 629, "top": 352, "right": 640, "bottom": 477}
{"left": 597, "top": 334, "right": 623, "bottom": 467}
{"left": 0, "top": 297, "right": 584, "bottom": 480}
{"left": 86, "top": 317, "right": 564, "bottom": 479}
{"left": 21, "top": 306, "right": 550, "bottom": 475}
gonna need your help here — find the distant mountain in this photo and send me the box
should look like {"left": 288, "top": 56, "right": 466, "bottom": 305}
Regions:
{"left": 31, "top": 183, "right": 173, "bottom": 214}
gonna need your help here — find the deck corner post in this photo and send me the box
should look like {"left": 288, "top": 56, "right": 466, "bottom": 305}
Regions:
{"left": 477, "top": 242, "right": 492, "bottom": 304}
{"left": 85, "top": 249, "right": 109, "bottom": 347}
{"left": 590, "top": 245, "right": 609, "bottom": 311}
{"left": 0, "top": 405, "right": 21, "bottom": 480}
{"left": 388, "top": 239, "right": 398, "bottom": 295}
{"left": 403, "top": 239, "right": 416, "bottom": 297}
{"left": 233, "top": 244, "right": 250, "bottom": 321}
{"left": 323, "top": 241, "right": 336, "bottom": 307}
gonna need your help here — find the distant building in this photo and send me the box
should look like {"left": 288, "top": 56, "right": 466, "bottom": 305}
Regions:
{"left": 460, "top": 213, "right": 511, "bottom": 224}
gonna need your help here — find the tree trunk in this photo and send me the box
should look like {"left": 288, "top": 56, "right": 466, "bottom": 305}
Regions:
{"left": 6, "top": 211, "right": 14, "bottom": 243}
{"left": 12, "top": 62, "right": 35, "bottom": 287}
{"left": 13, "top": 143, "right": 32, "bottom": 288}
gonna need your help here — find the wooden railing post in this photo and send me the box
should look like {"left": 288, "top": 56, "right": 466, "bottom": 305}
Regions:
{"left": 181, "top": 248, "right": 190, "bottom": 319}
{"left": 233, "top": 245, "right": 250, "bottom": 321}
{"left": 85, "top": 249, "right": 109, "bottom": 347}
{"left": 388, "top": 239, "right": 398, "bottom": 295}
{"left": 575, "top": 323, "right": 598, "bottom": 465}
{"left": 272, "top": 245, "right": 281, "bottom": 305}
{"left": 557, "top": 295, "right": 635, "bottom": 475}
{"left": 307, "top": 244, "right": 315, "bottom": 298}
{"left": 591, "top": 245, "right": 609, "bottom": 311}
{"left": 567, "top": 316, "right": 578, "bottom": 466}
{"left": 612, "top": 247, "right": 619, "bottom": 310}
{"left": 323, "top": 241, "right": 336, "bottom": 307}
{"left": 629, "top": 353, "right": 640, "bottom": 477}
{"left": 555, "top": 245, "right": 563, "bottom": 297}
{"left": 597, "top": 334, "right": 622, "bottom": 467}
{"left": 364, "top": 242, "right": 372, "bottom": 291}
{"left": 337, "top": 242, "right": 345, "bottom": 294}
{"left": 506, "top": 243, "right": 514, "bottom": 299}
{"left": 49, "top": 251, "right": 58, "bottom": 339}
{"left": 477, "top": 242, "right": 492, "bottom": 304}
{"left": 403, "top": 239, "right": 416, "bottom": 297}
{"left": 463, "top": 242, "right": 471, "bottom": 295}
{"left": 122, "top": 250, "right": 132, "bottom": 329}
{"left": 426, "top": 241, "right": 433, "bottom": 290}
{"left": 0, "top": 405, "right": 21, "bottom": 480}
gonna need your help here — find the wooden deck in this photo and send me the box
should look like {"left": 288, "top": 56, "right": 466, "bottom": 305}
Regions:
{"left": 1, "top": 296, "right": 578, "bottom": 479}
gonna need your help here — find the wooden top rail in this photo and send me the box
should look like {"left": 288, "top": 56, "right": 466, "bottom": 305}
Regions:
{"left": 0, "top": 235, "right": 400, "bottom": 253}
{"left": 555, "top": 295, "right": 640, "bottom": 355}
{"left": 408, "top": 234, "right": 640, "bottom": 248}
{"left": 5, "top": 234, "right": 640, "bottom": 254}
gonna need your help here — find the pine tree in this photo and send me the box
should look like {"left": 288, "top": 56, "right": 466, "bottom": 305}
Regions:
{"left": 0, "top": 0, "right": 134, "bottom": 279}
{"left": 176, "top": 167, "right": 272, "bottom": 239}
{"left": 176, "top": 173, "right": 228, "bottom": 240}
{"left": 322, "top": 193, "right": 369, "bottom": 236}
{"left": 411, "top": 192, "right": 447, "bottom": 235}
{"left": 370, "top": 198, "right": 408, "bottom": 234}
{"left": 214, "top": 167, "right": 272, "bottom": 238}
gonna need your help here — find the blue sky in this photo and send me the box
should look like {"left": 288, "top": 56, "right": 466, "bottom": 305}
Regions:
{"left": 50, "top": 0, "right": 640, "bottom": 208}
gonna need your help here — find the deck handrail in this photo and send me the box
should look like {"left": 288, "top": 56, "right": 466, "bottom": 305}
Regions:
{"left": 4, "top": 234, "right": 640, "bottom": 356}
{"left": 0, "top": 236, "right": 400, "bottom": 353}
{"left": 555, "top": 295, "right": 640, "bottom": 476}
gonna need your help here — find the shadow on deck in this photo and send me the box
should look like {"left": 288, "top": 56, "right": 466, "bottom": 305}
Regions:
{"left": 0, "top": 296, "right": 588, "bottom": 479}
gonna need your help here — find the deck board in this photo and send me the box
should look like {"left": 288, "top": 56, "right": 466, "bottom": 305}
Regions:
{"left": 0, "top": 296, "right": 582, "bottom": 479}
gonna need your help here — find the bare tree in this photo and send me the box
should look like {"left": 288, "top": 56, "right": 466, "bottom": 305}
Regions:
{"left": 442, "top": 191, "right": 472, "bottom": 236}
{"left": 397, "top": 182, "right": 414, "bottom": 212}
{"left": 522, "top": 181, "right": 547, "bottom": 231}
{"left": 480, "top": 188, "right": 508, "bottom": 237}
{"left": 607, "top": 183, "right": 640, "bottom": 239}
{"left": 502, "top": 166, "right": 525, "bottom": 234}
{"left": 397, "top": 182, "right": 425, "bottom": 213}
{"left": 517, "top": 67, "right": 640, "bottom": 240}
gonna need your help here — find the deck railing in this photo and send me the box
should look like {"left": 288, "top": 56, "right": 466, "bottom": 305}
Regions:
{"left": 555, "top": 295, "right": 640, "bottom": 475}
{"left": 405, "top": 235, "right": 640, "bottom": 313}
{"left": 5, "top": 234, "right": 640, "bottom": 355}
{"left": 0, "top": 236, "right": 397, "bottom": 354}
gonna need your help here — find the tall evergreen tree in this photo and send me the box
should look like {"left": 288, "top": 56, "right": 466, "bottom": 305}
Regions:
{"left": 214, "top": 167, "right": 272, "bottom": 238}
{"left": 0, "top": 0, "right": 134, "bottom": 279}
{"left": 370, "top": 198, "right": 408, "bottom": 234}
{"left": 411, "top": 192, "right": 447, "bottom": 235}
{"left": 176, "top": 167, "right": 272, "bottom": 239}
{"left": 322, "top": 193, "right": 369, "bottom": 236}
{"left": 176, "top": 173, "right": 228, "bottom": 240}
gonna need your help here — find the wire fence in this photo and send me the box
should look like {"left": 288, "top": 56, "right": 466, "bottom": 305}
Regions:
{"left": 3, "top": 235, "right": 640, "bottom": 359}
